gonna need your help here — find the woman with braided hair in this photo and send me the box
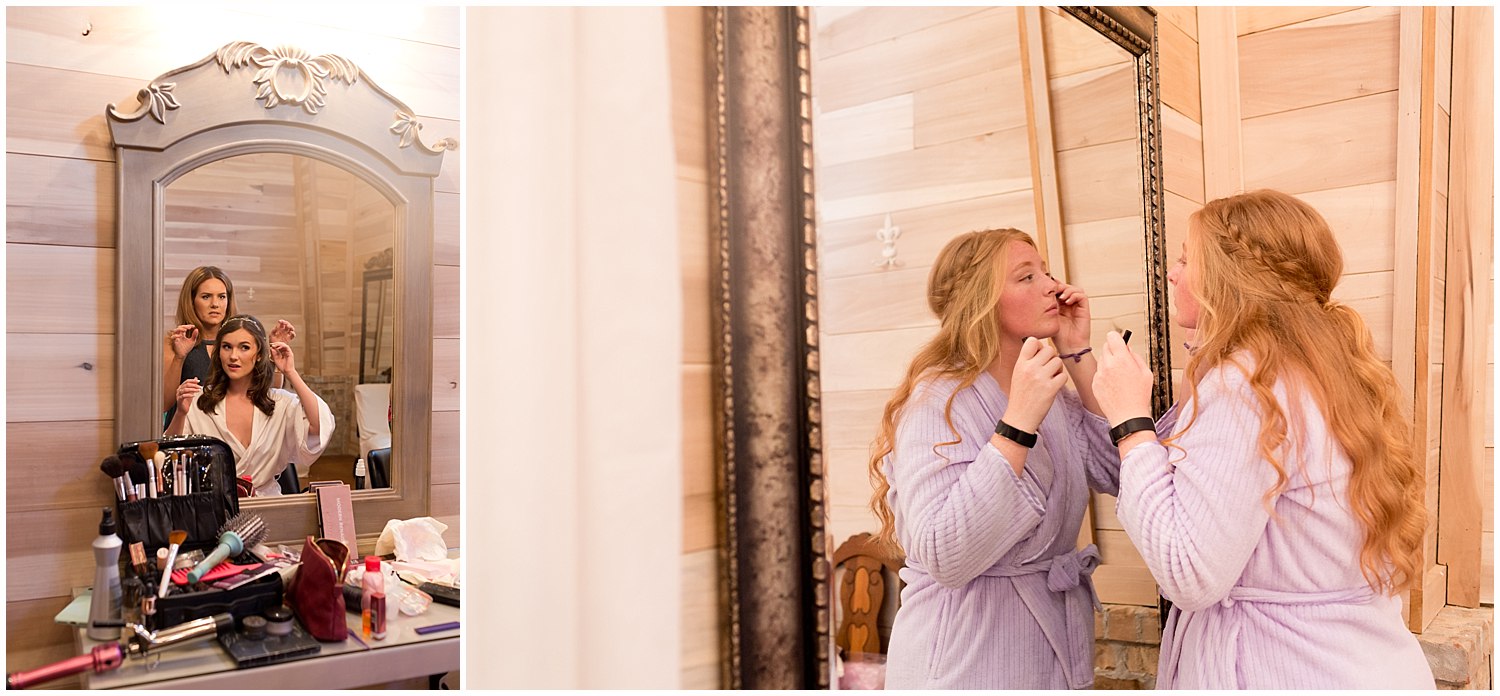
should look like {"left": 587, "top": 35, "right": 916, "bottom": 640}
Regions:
{"left": 1092, "top": 189, "right": 1433, "bottom": 688}
{"left": 873, "top": 228, "right": 1124, "bottom": 689}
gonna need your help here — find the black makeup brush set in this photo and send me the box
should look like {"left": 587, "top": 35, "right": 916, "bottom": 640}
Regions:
{"left": 105, "top": 436, "right": 285, "bottom": 631}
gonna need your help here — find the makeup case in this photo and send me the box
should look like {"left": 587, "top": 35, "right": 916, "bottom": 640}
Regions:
{"left": 114, "top": 436, "right": 283, "bottom": 630}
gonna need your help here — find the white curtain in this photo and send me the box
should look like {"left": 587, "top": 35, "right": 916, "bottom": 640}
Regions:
{"left": 465, "top": 7, "right": 683, "bottom": 688}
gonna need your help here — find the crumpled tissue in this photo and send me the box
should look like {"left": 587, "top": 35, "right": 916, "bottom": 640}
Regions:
{"left": 373, "top": 517, "right": 459, "bottom": 585}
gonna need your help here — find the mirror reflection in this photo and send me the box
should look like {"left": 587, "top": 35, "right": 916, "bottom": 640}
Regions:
{"left": 809, "top": 5, "right": 1159, "bottom": 678}
{"left": 161, "top": 153, "right": 397, "bottom": 492}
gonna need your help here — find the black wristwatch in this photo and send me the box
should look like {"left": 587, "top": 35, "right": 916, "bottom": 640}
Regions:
{"left": 1109, "top": 416, "right": 1156, "bottom": 446}
{"left": 994, "top": 419, "right": 1038, "bottom": 448}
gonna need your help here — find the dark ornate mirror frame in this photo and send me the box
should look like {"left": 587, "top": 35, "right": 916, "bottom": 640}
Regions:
{"left": 1061, "top": 5, "right": 1174, "bottom": 416}
{"left": 708, "top": 6, "right": 826, "bottom": 689}
{"left": 710, "top": 6, "right": 1168, "bottom": 689}
{"left": 107, "top": 42, "right": 453, "bottom": 544}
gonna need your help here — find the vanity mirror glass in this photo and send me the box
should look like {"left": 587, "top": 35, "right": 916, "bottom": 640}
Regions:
{"left": 708, "top": 6, "right": 1166, "bottom": 686}
{"left": 110, "top": 40, "right": 449, "bottom": 538}
{"left": 162, "top": 152, "right": 398, "bottom": 488}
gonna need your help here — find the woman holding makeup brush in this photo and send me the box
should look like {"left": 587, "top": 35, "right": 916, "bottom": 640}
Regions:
{"left": 1091, "top": 190, "right": 1433, "bottom": 688}
{"left": 166, "top": 314, "right": 334, "bottom": 498}
{"left": 162, "top": 266, "right": 296, "bottom": 424}
{"left": 872, "top": 228, "right": 1122, "bottom": 689}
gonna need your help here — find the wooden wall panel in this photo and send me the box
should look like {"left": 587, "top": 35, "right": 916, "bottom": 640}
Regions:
{"left": 816, "top": 9, "right": 1017, "bottom": 113}
{"left": 1199, "top": 7, "right": 1244, "bottom": 199}
{"left": 6, "top": 244, "right": 114, "bottom": 334}
{"left": 1039, "top": 8, "right": 1127, "bottom": 78}
{"left": 434, "top": 191, "right": 459, "bottom": 267}
{"left": 1048, "top": 63, "right": 1136, "bottom": 151}
{"left": 1162, "top": 106, "right": 1205, "bottom": 205}
{"left": 821, "top": 266, "right": 933, "bottom": 336}
{"left": 816, "top": 190, "right": 1036, "bottom": 281}
{"left": 6, "top": 154, "right": 114, "bottom": 248}
{"left": 816, "top": 94, "right": 914, "bottom": 168}
{"left": 1296, "top": 182, "right": 1398, "bottom": 275}
{"left": 6, "top": 333, "right": 114, "bottom": 423}
{"left": 680, "top": 549, "right": 724, "bottom": 688}
{"left": 1235, "top": 7, "right": 1360, "bottom": 37}
{"left": 1054, "top": 139, "right": 1143, "bottom": 225}
{"left": 914, "top": 70, "right": 1027, "bottom": 148}
{"left": 682, "top": 365, "right": 715, "bottom": 553}
{"left": 1157, "top": 6, "right": 1198, "bottom": 42}
{"left": 679, "top": 178, "right": 711, "bottom": 364}
{"left": 817, "top": 126, "right": 1033, "bottom": 222}
{"left": 1436, "top": 5, "right": 1492, "bottom": 609}
{"left": 1241, "top": 91, "right": 1398, "bottom": 194}
{"left": 1237, "top": 7, "right": 1400, "bottom": 120}
{"left": 1159, "top": 14, "right": 1203, "bottom": 123}
{"left": 1063, "top": 217, "right": 1148, "bottom": 298}
{"left": 667, "top": 6, "right": 719, "bottom": 686}
{"left": 814, "top": 7, "right": 986, "bottom": 60}
{"left": 432, "top": 410, "right": 458, "bottom": 486}
{"left": 6, "top": 421, "right": 117, "bottom": 513}
{"left": 822, "top": 327, "right": 932, "bottom": 395}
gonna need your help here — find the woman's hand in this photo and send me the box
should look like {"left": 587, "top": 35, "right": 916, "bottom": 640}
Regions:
{"left": 1002, "top": 337, "right": 1067, "bottom": 432}
{"left": 1091, "top": 331, "right": 1154, "bottom": 426}
{"left": 1052, "top": 281, "right": 1092, "bottom": 353}
{"left": 270, "top": 341, "right": 296, "bottom": 377}
{"left": 269, "top": 319, "right": 297, "bottom": 345}
{"left": 166, "top": 325, "right": 199, "bottom": 360}
{"left": 175, "top": 378, "right": 202, "bottom": 413}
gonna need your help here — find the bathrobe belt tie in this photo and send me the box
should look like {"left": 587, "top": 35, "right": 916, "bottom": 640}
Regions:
{"left": 977, "top": 545, "right": 1102, "bottom": 688}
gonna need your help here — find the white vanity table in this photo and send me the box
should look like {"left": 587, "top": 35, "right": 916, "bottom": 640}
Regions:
{"left": 74, "top": 600, "right": 458, "bottom": 689}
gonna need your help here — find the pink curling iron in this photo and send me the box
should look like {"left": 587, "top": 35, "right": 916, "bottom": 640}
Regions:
{"left": 6, "top": 642, "right": 125, "bottom": 689}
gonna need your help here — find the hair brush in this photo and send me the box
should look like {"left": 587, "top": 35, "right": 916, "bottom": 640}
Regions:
{"left": 185, "top": 512, "right": 268, "bottom": 583}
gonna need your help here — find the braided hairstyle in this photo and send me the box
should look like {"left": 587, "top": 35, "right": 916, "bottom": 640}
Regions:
{"left": 1171, "top": 189, "right": 1423, "bottom": 594}
{"left": 867, "top": 228, "right": 1037, "bottom": 555}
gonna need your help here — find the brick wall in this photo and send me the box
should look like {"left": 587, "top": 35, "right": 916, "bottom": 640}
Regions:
{"left": 1093, "top": 603, "right": 1493, "bottom": 689}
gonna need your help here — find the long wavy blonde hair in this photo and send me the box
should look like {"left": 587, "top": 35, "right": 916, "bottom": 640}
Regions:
{"left": 867, "top": 228, "right": 1036, "bottom": 555}
{"left": 1171, "top": 189, "right": 1424, "bottom": 594}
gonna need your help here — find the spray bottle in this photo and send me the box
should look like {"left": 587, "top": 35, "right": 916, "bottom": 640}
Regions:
{"left": 87, "top": 508, "right": 123, "bottom": 640}
{"left": 361, "top": 556, "right": 387, "bottom": 640}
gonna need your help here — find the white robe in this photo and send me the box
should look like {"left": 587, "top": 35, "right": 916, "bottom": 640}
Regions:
{"left": 181, "top": 388, "right": 335, "bottom": 496}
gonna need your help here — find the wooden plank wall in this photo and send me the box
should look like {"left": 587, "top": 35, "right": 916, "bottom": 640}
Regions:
{"left": 664, "top": 7, "right": 720, "bottom": 689}
{"left": 1437, "top": 6, "right": 1492, "bottom": 609}
{"left": 4, "top": 7, "right": 461, "bottom": 681}
{"left": 810, "top": 6, "right": 1040, "bottom": 551}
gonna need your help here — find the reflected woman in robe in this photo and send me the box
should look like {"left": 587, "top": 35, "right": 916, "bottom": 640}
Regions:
{"left": 870, "top": 228, "right": 1120, "bottom": 689}
{"left": 162, "top": 266, "right": 295, "bottom": 424}
{"left": 1092, "top": 190, "right": 1433, "bottom": 688}
{"left": 166, "top": 314, "right": 334, "bottom": 497}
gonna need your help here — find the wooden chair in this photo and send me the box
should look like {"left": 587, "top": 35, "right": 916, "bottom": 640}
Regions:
{"left": 833, "top": 532, "right": 904, "bottom": 657}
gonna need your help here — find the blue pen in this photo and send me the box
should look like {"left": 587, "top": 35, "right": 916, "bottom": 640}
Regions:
{"left": 414, "top": 621, "right": 460, "bottom": 635}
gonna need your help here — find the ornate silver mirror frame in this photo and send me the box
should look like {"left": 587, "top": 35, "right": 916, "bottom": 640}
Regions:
{"left": 107, "top": 42, "right": 453, "bottom": 542}
{"left": 709, "top": 6, "right": 1168, "bottom": 689}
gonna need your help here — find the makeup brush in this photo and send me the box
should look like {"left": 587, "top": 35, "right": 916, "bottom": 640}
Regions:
{"left": 99, "top": 455, "right": 128, "bottom": 502}
{"left": 126, "top": 455, "right": 152, "bottom": 503}
{"left": 185, "top": 512, "right": 267, "bottom": 583}
{"left": 157, "top": 530, "right": 187, "bottom": 599}
{"left": 138, "top": 443, "right": 159, "bottom": 499}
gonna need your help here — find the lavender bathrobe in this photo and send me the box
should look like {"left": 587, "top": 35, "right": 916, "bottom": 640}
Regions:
{"left": 883, "top": 372, "right": 1121, "bottom": 689}
{"left": 1116, "top": 361, "right": 1435, "bottom": 689}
